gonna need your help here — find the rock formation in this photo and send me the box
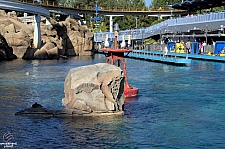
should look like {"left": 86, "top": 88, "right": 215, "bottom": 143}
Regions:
{"left": 0, "top": 10, "right": 94, "bottom": 60}
{"left": 0, "top": 34, "right": 17, "bottom": 60}
{"left": 15, "top": 63, "right": 125, "bottom": 117}
{"left": 62, "top": 63, "right": 125, "bottom": 114}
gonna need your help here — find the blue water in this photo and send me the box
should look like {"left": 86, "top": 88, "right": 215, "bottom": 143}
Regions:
{"left": 1, "top": 54, "right": 225, "bottom": 148}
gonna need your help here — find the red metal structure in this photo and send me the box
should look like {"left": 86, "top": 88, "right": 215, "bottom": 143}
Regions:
{"left": 100, "top": 48, "right": 138, "bottom": 98}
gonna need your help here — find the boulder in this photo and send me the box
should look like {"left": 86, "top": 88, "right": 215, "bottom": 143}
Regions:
{"left": 52, "top": 17, "right": 94, "bottom": 56}
{"left": 0, "top": 10, "right": 6, "bottom": 17}
{"left": 46, "top": 47, "right": 59, "bottom": 59}
{"left": 62, "top": 63, "right": 125, "bottom": 115}
{"left": 7, "top": 11, "right": 17, "bottom": 18}
{"left": 0, "top": 34, "right": 17, "bottom": 60}
{"left": 0, "top": 27, "right": 7, "bottom": 35}
{"left": 4, "top": 32, "right": 31, "bottom": 46}
{"left": 4, "top": 23, "right": 15, "bottom": 33}
{"left": 13, "top": 45, "right": 31, "bottom": 59}
{"left": 34, "top": 49, "right": 48, "bottom": 59}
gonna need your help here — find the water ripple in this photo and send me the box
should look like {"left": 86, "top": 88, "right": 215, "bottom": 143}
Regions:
{"left": 1, "top": 56, "right": 225, "bottom": 148}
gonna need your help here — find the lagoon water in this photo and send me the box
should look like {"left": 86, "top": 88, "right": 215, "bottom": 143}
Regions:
{"left": 0, "top": 54, "right": 225, "bottom": 148}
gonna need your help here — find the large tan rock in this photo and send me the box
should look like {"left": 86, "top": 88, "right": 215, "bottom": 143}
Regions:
{"left": 0, "top": 17, "right": 32, "bottom": 59}
{"left": 62, "top": 63, "right": 125, "bottom": 114}
{"left": 0, "top": 19, "right": 13, "bottom": 29}
{"left": 7, "top": 11, "right": 17, "bottom": 18}
{"left": 0, "top": 10, "right": 6, "bottom": 17}
{"left": 34, "top": 49, "right": 48, "bottom": 59}
{"left": 4, "top": 23, "right": 15, "bottom": 33}
{"left": 0, "top": 10, "right": 94, "bottom": 60}
{"left": 0, "top": 18, "right": 33, "bottom": 35}
{"left": 0, "top": 27, "right": 7, "bottom": 35}
{"left": 41, "top": 42, "right": 56, "bottom": 51}
{"left": 13, "top": 46, "right": 30, "bottom": 59}
{"left": 53, "top": 17, "right": 94, "bottom": 56}
{"left": 4, "top": 32, "right": 30, "bottom": 46}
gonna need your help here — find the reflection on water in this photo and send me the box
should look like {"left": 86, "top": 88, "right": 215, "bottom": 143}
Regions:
{"left": 62, "top": 116, "right": 128, "bottom": 148}
{"left": 1, "top": 55, "right": 225, "bottom": 148}
{"left": 125, "top": 96, "right": 138, "bottom": 102}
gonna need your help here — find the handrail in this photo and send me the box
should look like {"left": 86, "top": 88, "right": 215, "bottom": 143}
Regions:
{"left": 95, "top": 11, "right": 225, "bottom": 42}
{"left": 6, "top": 0, "right": 225, "bottom": 42}
{"left": 13, "top": 0, "right": 186, "bottom": 13}
{"left": 0, "top": 0, "right": 50, "bottom": 17}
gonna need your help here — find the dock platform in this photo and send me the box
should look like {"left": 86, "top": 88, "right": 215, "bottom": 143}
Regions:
{"left": 129, "top": 50, "right": 225, "bottom": 62}
{"left": 125, "top": 50, "right": 192, "bottom": 66}
{"left": 167, "top": 53, "right": 225, "bottom": 62}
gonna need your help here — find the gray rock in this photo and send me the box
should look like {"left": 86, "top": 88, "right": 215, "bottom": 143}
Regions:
{"left": 62, "top": 63, "right": 125, "bottom": 114}
{"left": 15, "top": 103, "right": 53, "bottom": 116}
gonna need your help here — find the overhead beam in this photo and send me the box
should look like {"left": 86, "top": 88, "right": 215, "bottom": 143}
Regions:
{"left": 106, "top": 15, "right": 124, "bottom": 33}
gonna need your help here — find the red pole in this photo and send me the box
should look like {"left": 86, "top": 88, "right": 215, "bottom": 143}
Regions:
{"left": 123, "top": 60, "right": 129, "bottom": 86}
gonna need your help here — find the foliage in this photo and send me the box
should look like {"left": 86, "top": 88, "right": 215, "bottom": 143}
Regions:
{"left": 195, "top": 6, "right": 225, "bottom": 15}
{"left": 17, "top": 0, "right": 180, "bottom": 31}
{"left": 16, "top": 0, "right": 225, "bottom": 32}
{"left": 212, "top": 6, "right": 225, "bottom": 12}
{"left": 151, "top": 18, "right": 166, "bottom": 26}
{"left": 145, "top": 38, "right": 156, "bottom": 44}
{"left": 54, "top": 0, "right": 152, "bottom": 31}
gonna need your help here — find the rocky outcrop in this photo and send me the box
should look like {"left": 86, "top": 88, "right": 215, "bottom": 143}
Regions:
{"left": 0, "top": 10, "right": 94, "bottom": 60}
{"left": 62, "top": 63, "right": 125, "bottom": 115}
{"left": 0, "top": 34, "right": 17, "bottom": 60}
{"left": 0, "top": 16, "right": 32, "bottom": 60}
{"left": 52, "top": 18, "right": 94, "bottom": 57}
{"left": 15, "top": 64, "right": 125, "bottom": 117}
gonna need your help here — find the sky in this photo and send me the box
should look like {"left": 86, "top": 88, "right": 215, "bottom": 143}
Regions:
{"left": 145, "top": 0, "right": 152, "bottom": 7}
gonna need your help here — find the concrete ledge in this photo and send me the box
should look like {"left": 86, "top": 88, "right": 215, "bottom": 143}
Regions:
{"left": 72, "top": 111, "right": 124, "bottom": 117}
{"left": 15, "top": 107, "right": 124, "bottom": 117}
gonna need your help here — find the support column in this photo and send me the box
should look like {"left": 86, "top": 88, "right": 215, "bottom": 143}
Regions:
{"left": 135, "top": 17, "right": 138, "bottom": 28}
{"left": 33, "top": 14, "right": 41, "bottom": 48}
{"left": 106, "top": 15, "right": 124, "bottom": 43}
{"left": 109, "top": 15, "right": 113, "bottom": 33}
{"left": 128, "top": 35, "right": 131, "bottom": 48}
{"left": 23, "top": 13, "right": 27, "bottom": 24}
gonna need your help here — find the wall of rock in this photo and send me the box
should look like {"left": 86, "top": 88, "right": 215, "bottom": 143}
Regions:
{"left": 0, "top": 10, "right": 94, "bottom": 60}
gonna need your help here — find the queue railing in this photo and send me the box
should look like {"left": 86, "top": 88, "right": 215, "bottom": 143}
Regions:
{"left": 94, "top": 11, "right": 225, "bottom": 42}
